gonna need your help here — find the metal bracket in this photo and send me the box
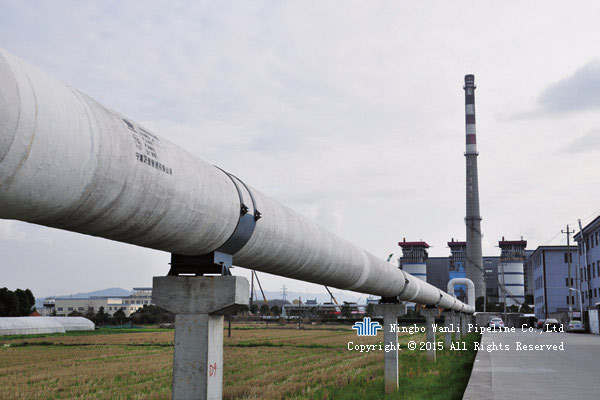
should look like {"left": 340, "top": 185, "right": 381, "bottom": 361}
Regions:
{"left": 168, "top": 167, "right": 261, "bottom": 277}
{"left": 395, "top": 269, "right": 411, "bottom": 298}
{"left": 434, "top": 290, "right": 444, "bottom": 307}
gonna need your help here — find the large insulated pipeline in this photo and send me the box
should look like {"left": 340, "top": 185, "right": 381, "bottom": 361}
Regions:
{"left": 0, "top": 48, "right": 473, "bottom": 313}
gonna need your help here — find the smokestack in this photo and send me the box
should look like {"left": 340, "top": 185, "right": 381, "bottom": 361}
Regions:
{"left": 464, "top": 74, "right": 485, "bottom": 302}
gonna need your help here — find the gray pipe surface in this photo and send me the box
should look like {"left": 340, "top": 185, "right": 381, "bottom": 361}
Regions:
{"left": 0, "top": 48, "right": 472, "bottom": 313}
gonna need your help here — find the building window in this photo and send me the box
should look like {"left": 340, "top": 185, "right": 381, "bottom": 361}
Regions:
{"left": 57, "top": 307, "right": 63, "bottom": 311}
{"left": 595, "top": 288, "right": 598, "bottom": 298}
{"left": 588, "top": 265, "right": 591, "bottom": 281}
{"left": 68, "top": 307, "right": 73, "bottom": 311}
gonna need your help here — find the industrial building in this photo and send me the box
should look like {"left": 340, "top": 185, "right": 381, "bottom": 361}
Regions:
{"left": 398, "top": 240, "right": 429, "bottom": 308}
{"left": 426, "top": 254, "right": 500, "bottom": 304}
{"left": 397, "top": 239, "right": 429, "bottom": 281}
{"left": 281, "top": 301, "right": 362, "bottom": 319}
{"left": 409, "top": 237, "right": 535, "bottom": 309}
{"left": 498, "top": 238, "right": 527, "bottom": 307}
{"left": 574, "top": 216, "right": 600, "bottom": 310}
{"left": 47, "top": 287, "right": 153, "bottom": 317}
{"left": 531, "top": 245, "right": 579, "bottom": 320}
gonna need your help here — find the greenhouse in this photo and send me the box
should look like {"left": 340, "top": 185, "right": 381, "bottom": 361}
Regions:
{"left": 50, "top": 317, "right": 95, "bottom": 332}
{"left": 0, "top": 316, "right": 94, "bottom": 336}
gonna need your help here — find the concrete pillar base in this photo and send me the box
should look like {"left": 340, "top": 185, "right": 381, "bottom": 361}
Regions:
{"left": 420, "top": 308, "right": 439, "bottom": 362}
{"left": 442, "top": 311, "right": 455, "bottom": 349}
{"left": 152, "top": 276, "right": 249, "bottom": 400}
{"left": 373, "top": 303, "right": 407, "bottom": 394}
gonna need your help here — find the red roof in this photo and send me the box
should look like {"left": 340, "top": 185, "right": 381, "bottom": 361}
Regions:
{"left": 499, "top": 240, "right": 527, "bottom": 247}
{"left": 398, "top": 241, "right": 429, "bottom": 248}
{"left": 447, "top": 241, "right": 466, "bottom": 247}
{"left": 29, "top": 311, "right": 41, "bottom": 316}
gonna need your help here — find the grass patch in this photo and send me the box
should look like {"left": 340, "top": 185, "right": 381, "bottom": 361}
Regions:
{"left": 230, "top": 341, "right": 338, "bottom": 349}
{"left": 307, "top": 332, "right": 481, "bottom": 400}
{"left": 0, "top": 324, "right": 480, "bottom": 399}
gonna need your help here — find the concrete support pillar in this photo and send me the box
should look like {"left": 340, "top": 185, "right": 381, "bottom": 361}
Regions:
{"left": 152, "top": 276, "right": 249, "bottom": 400}
{"left": 373, "top": 303, "right": 407, "bottom": 394}
{"left": 442, "top": 311, "right": 454, "bottom": 349}
{"left": 461, "top": 314, "right": 469, "bottom": 337}
{"left": 455, "top": 314, "right": 462, "bottom": 341}
{"left": 420, "top": 308, "right": 439, "bottom": 362}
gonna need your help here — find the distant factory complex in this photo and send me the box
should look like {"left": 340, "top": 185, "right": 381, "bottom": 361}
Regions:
{"left": 394, "top": 74, "right": 600, "bottom": 330}
{"left": 40, "top": 288, "right": 153, "bottom": 317}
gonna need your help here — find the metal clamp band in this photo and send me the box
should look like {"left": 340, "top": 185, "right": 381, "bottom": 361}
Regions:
{"left": 213, "top": 167, "right": 262, "bottom": 274}
{"left": 395, "top": 269, "right": 411, "bottom": 298}
{"left": 214, "top": 166, "right": 261, "bottom": 221}
{"left": 434, "top": 290, "right": 443, "bottom": 307}
{"left": 167, "top": 167, "right": 262, "bottom": 276}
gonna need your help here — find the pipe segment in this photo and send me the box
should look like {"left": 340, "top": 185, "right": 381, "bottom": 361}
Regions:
{"left": 0, "top": 48, "right": 473, "bottom": 313}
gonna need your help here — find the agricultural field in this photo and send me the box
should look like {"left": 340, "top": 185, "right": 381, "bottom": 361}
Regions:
{"left": 0, "top": 324, "right": 479, "bottom": 399}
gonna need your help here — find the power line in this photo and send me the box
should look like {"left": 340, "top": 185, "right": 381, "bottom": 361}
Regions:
{"left": 542, "top": 231, "right": 562, "bottom": 246}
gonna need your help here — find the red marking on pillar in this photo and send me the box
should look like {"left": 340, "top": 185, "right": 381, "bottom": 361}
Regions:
{"left": 209, "top": 363, "right": 217, "bottom": 377}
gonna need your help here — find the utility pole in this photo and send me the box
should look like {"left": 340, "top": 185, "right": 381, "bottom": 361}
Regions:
{"left": 562, "top": 225, "right": 575, "bottom": 321}
{"left": 281, "top": 285, "right": 287, "bottom": 303}
{"left": 249, "top": 270, "right": 255, "bottom": 314}
{"left": 502, "top": 261, "right": 507, "bottom": 323}
{"left": 298, "top": 297, "right": 302, "bottom": 329}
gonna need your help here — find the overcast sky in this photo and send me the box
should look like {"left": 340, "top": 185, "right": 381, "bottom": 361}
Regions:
{"left": 2, "top": 1, "right": 600, "bottom": 299}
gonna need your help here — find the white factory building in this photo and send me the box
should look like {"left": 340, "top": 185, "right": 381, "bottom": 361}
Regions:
{"left": 46, "top": 287, "right": 153, "bottom": 317}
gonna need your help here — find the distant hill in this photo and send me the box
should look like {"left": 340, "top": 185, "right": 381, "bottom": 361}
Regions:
{"left": 60, "top": 288, "right": 132, "bottom": 299}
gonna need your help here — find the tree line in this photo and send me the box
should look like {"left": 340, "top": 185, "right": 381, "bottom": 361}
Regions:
{"left": 0, "top": 287, "right": 36, "bottom": 317}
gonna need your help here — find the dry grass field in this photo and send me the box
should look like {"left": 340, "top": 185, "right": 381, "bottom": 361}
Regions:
{"left": 0, "top": 324, "right": 478, "bottom": 399}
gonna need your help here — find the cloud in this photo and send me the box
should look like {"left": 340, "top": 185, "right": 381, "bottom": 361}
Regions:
{"left": 0, "top": 220, "right": 52, "bottom": 244}
{"left": 538, "top": 59, "right": 600, "bottom": 113}
{"left": 0, "top": 220, "right": 27, "bottom": 241}
{"left": 559, "top": 129, "right": 600, "bottom": 154}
